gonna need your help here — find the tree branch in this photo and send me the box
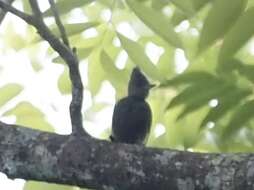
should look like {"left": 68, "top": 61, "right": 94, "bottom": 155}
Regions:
{"left": 0, "top": 0, "right": 15, "bottom": 24}
{"left": 28, "top": 0, "right": 42, "bottom": 18}
{"left": 48, "top": 0, "right": 70, "bottom": 47}
{"left": 0, "top": 0, "right": 33, "bottom": 23}
{"left": 0, "top": 0, "right": 86, "bottom": 136}
{"left": 0, "top": 121, "right": 253, "bottom": 190}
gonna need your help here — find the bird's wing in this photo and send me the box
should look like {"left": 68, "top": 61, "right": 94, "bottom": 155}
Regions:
{"left": 111, "top": 97, "right": 152, "bottom": 144}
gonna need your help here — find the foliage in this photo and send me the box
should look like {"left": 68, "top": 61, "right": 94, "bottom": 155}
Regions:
{"left": 1, "top": 0, "right": 254, "bottom": 188}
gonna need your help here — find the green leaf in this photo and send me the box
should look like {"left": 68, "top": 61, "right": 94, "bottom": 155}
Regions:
{"left": 160, "top": 71, "right": 216, "bottom": 87}
{"left": 4, "top": 102, "right": 54, "bottom": 132}
{"left": 171, "top": 0, "right": 195, "bottom": 16}
{"left": 177, "top": 84, "right": 233, "bottom": 120}
{"left": 191, "top": 0, "right": 212, "bottom": 10}
{"left": 4, "top": 24, "right": 27, "bottom": 50}
{"left": 88, "top": 48, "right": 106, "bottom": 95}
{"left": 99, "top": 0, "right": 123, "bottom": 7}
{"left": 117, "top": 33, "right": 163, "bottom": 81}
{"left": 217, "top": 59, "right": 254, "bottom": 85}
{"left": 77, "top": 47, "right": 95, "bottom": 59}
{"left": 75, "top": 36, "right": 102, "bottom": 48}
{"left": 0, "top": 83, "right": 23, "bottom": 107}
{"left": 198, "top": 0, "right": 247, "bottom": 53}
{"left": 247, "top": 0, "right": 254, "bottom": 8}
{"left": 57, "top": 66, "right": 72, "bottom": 94}
{"left": 52, "top": 22, "right": 100, "bottom": 37}
{"left": 100, "top": 50, "right": 129, "bottom": 96}
{"left": 216, "top": 58, "right": 241, "bottom": 73}
{"left": 126, "top": 0, "right": 182, "bottom": 48}
{"left": 219, "top": 7, "right": 254, "bottom": 63}
{"left": 43, "top": 0, "right": 94, "bottom": 17}
{"left": 226, "top": 59, "right": 254, "bottom": 83}
{"left": 23, "top": 0, "right": 32, "bottom": 14}
{"left": 24, "top": 181, "right": 73, "bottom": 190}
{"left": 223, "top": 99, "right": 254, "bottom": 137}
{"left": 157, "top": 48, "right": 175, "bottom": 78}
{"left": 200, "top": 88, "right": 251, "bottom": 128}
{"left": 166, "top": 79, "right": 224, "bottom": 109}
{"left": 171, "top": 0, "right": 212, "bottom": 26}
{"left": 53, "top": 47, "right": 93, "bottom": 63}
{"left": 237, "top": 64, "right": 254, "bottom": 84}
{"left": 151, "top": 0, "right": 169, "bottom": 10}
{"left": 33, "top": 22, "right": 100, "bottom": 43}
{"left": 171, "top": 9, "right": 188, "bottom": 26}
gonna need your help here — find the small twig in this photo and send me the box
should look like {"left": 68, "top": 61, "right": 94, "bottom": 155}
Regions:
{"left": 48, "top": 0, "right": 70, "bottom": 47}
{"left": 0, "top": 0, "right": 87, "bottom": 137}
{"left": 28, "top": 0, "right": 42, "bottom": 19}
{"left": 0, "top": 0, "right": 33, "bottom": 23}
{"left": 0, "top": 0, "right": 15, "bottom": 24}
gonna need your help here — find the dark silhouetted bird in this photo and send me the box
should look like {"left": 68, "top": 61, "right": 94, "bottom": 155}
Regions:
{"left": 110, "top": 67, "right": 154, "bottom": 144}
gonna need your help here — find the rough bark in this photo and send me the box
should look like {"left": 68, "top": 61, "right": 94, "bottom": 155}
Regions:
{"left": 0, "top": 121, "right": 254, "bottom": 190}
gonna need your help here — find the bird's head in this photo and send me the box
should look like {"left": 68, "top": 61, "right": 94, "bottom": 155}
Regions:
{"left": 128, "top": 67, "right": 155, "bottom": 99}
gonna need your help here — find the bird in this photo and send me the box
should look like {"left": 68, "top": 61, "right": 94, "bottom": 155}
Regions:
{"left": 110, "top": 67, "right": 154, "bottom": 144}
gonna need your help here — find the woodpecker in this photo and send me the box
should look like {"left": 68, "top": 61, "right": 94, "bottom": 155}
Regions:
{"left": 110, "top": 67, "right": 154, "bottom": 144}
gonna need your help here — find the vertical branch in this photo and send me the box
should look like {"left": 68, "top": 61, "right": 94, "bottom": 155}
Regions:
{"left": 28, "top": 0, "right": 42, "bottom": 19}
{"left": 46, "top": 0, "right": 84, "bottom": 136}
{"left": 48, "top": 0, "right": 70, "bottom": 47}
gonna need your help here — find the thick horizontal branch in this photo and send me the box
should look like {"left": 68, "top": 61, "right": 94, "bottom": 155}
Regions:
{"left": 0, "top": 122, "right": 254, "bottom": 190}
